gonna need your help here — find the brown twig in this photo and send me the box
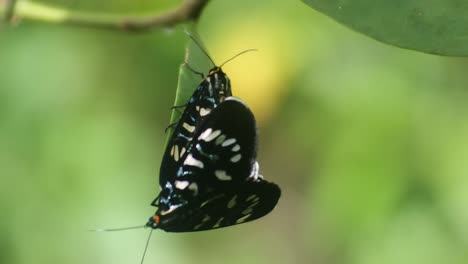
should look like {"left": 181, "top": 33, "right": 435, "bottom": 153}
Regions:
{"left": 1, "top": 0, "right": 210, "bottom": 31}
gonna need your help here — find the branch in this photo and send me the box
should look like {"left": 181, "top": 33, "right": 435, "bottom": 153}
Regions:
{"left": 0, "top": 0, "right": 210, "bottom": 31}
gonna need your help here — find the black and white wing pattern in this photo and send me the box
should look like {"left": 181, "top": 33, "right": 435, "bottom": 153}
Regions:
{"left": 147, "top": 98, "right": 281, "bottom": 232}
{"left": 152, "top": 180, "right": 280, "bottom": 232}
{"left": 159, "top": 67, "right": 231, "bottom": 186}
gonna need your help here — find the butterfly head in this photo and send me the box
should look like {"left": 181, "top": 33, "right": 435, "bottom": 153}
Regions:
{"left": 208, "top": 66, "right": 222, "bottom": 75}
{"left": 206, "top": 67, "right": 231, "bottom": 98}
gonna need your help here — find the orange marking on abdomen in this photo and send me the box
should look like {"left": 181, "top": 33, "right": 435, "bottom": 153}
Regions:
{"left": 153, "top": 215, "right": 160, "bottom": 224}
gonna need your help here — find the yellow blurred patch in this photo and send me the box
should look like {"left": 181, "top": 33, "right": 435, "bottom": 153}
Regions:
{"left": 206, "top": 21, "right": 296, "bottom": 125}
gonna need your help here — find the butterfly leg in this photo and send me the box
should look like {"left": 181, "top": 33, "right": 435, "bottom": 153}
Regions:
{"left": 150, "top": 193, "right": 160, "bottom": 207}
{"left": 165, "top": 104, "right": 187, "bottom": 133}
{"left": 171, "top": 104, "right": 187, "bottom": 112}
{"left": 165, "top": 122, "right": 178, "bottom": 134}
{"left": 183, "top": 62, "right": 205, "bottom": 79}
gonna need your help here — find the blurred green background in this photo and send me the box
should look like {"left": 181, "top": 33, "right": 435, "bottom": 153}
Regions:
{"left": 1, "top": 1, "right": 468, "bottom": 264}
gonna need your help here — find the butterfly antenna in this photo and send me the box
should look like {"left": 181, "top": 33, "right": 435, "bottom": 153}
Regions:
{"left": 90, "top": 225, "right": 146, "bottom": 232}
{"left": 141, "top": 228, "right": 153, "bottom": 264}
{"left": 220, "top": 49, "right": 258, "bottom": 68}
{"left": 184, "top": 30, "right": 216, "bottom": 67}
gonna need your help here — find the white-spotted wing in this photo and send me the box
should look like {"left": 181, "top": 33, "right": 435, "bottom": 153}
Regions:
{"left": 159, "top": 67, "right": 231, "bottom": 187}
{"left": 148, "top": 97, "right": 281, "bottom": 232}
{"left": 153, "top": 180, "right": 280, "bottom": 232}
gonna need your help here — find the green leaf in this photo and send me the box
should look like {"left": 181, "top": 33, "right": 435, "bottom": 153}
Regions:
{"left": 164, "top": 25, "right": 212, "bottom": 146}
{"left": 302, "top": 0, "right": 468, "bottom": 56}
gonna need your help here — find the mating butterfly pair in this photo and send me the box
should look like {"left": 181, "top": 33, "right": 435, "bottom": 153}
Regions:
{"left": 147, "top": 62, "right": 281, "bottom": 232}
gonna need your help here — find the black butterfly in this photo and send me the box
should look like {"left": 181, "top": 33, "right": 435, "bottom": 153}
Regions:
{"left": 94, "top": 43, "right": 281, "bottom": 264}
{"left": 148, "top": 70, "right": 281, "bottom": 232}
{"left": 158, "top": 66, "right": 231, "bottom": 189}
